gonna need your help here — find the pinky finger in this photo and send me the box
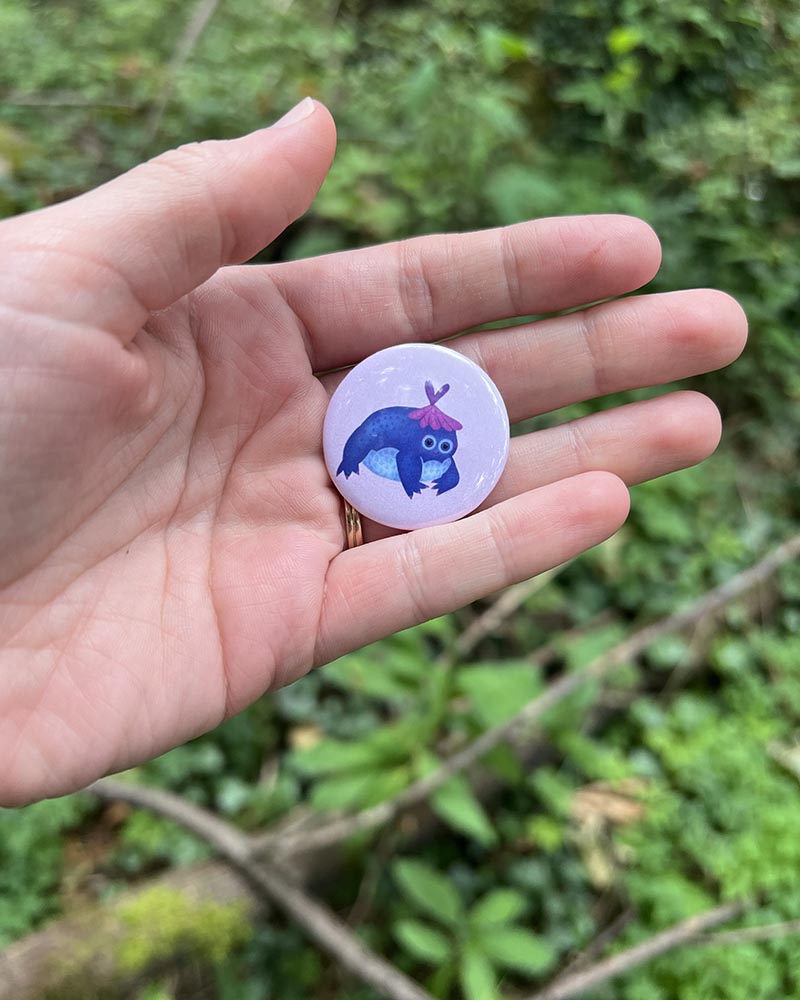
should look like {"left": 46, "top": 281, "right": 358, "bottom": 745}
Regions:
{"left": 314, "top": 471, "right": 630, "bottom": 665}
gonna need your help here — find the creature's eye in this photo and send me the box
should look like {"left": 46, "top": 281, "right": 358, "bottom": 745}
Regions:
{"left": 438, "top": 439, "right": 452, "bottom": 454}
{"left": 422, "top": 436, "right": 436, "bottom": 450}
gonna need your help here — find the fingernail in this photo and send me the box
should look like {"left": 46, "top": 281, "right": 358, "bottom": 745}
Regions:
{"left": 272, "top": 97, "right": 315, "bottom": 129}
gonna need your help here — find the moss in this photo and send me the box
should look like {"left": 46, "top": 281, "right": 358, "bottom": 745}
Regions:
{"left": 43, "top": 885, "right": 252, "bottom": 998}
{"left": 115, "top": 886, "right": 251, "bottom": 974}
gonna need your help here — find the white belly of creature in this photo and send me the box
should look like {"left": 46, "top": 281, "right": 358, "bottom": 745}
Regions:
{"left": 363, "top": 447, "right": 451, "bottom": 484}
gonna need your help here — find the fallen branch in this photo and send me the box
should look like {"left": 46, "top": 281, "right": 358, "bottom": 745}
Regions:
{"left": 527, "top": 901, "right": 747, "bottom": 1000}
{"left": 88, "top": 779, "right": 435, "bottom": 1000}
{"left": 553, "top": 907, "right": 635, "bottom": 981}
{"left": 274, "top": 533, "right": 800, "bottom": 858}
{"left": 454, "top": 566, "right": 565, "bottom": 658}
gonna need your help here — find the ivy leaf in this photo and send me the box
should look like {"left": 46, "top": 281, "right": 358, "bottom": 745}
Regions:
{"left": 470, "top": 889, "right": 527, "bottom": 928}
{"left": 393, "top": 859, "right": 464, "bottom": 928}
{"left": 393, "top": 919, "right": 453, "bottom": 964}
{"left": 431, "top": 776, "right": 497, "bottom": 846}
{"left": 460, "top": 945, "right": 500, "bottom": 1000}
{"left": 481, "top": 926, "right": 555, "bottom": 976}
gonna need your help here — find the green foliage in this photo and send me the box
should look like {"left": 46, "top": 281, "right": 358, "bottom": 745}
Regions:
{"left": 2, "top": 1, "right": 800, "bottom": 998}
{"left": 431, "top": 776, "right": 497, "bottom": 847}
{"left": 456, "top": 661, "right": 543, "bottom": 727}
{"left": 135, "top": 985, "right": 175, "bottom": 1000}
{"left": 393, "top": 859, "right": 465, "bottom": 928}
{"left": 460, "top": 947, "right": 499, "bottom": 1000}
{"left": 394, "top": 920, "right": 452, "bottom": 963}
{"left": 480, "top": 926, "right": 554, "bottom": 975}
{"left": 391, "top": 858, "right": 555, "bottom": 997}
{"left": 0, "top": 795, "right": 89, "bottom": 946}
{"left": 469, "top": 889, "right": 528, "bottom": 928}
{"left": 113, "top": 809, "right": 212, "bottom": 873}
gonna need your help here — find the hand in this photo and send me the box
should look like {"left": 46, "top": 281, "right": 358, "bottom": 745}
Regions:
{"left": 0, "top": 99, "right": 746, "bottom": 805}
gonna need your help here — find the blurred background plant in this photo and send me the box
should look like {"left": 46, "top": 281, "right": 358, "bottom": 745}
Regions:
{"left": 1, "top": 1, "right": 800, "bottom": 998}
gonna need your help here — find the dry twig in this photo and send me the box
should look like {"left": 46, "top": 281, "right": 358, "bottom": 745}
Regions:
{"left": 454, "top": 566, "right": 565, "bottom": 658}
{"left": 526, "top": 901, "right": 747, "bottom": 1000}
{"left": 88, "top": 780, "right": 435, "bottom": 1000}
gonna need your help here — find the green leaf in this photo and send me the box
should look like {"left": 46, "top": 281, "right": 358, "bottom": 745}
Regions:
{"left": 606, "top": 25, "right": 644, "bottom": 55}
{"left": 460, "top": 946, "right": 499, "bottom": 1000}
{"left": 484, "top": 744, "right": 524, "bottom": 784}
{"left": 309, "top": 767, "right": 409, "bottom": 811}
{"left": 325, "top": 653, "right": 417, "bottom": 702}
{"left": 481, "top": 926, "right": 555, "bottom": 976}
{"left": 323, "top": 628, "right": 437, "bottom": 702}
{"left": 470, "top": 889, "right": 527, "bottom": 928}
{"left": 404, "top": 57, "right": 440, "bottom": 114}
{"left": 393, "top": 919, "right": 453, "bottom": 964}
{"left": 458, "top": 662, "right": 543, "bottom": 727}
{"left": 526, "top": 815, "right": 564, "bottom": 852}
{"left": 393, "top": 859, "right": 464, "bottom": 928}
{"left": 135, "top": 986, "right": 174, "bottom": 1000}
{"left": 479, "top": 25, "right": 533, "bottom": 70}
{"left": 431, "top": 776, "right": 497, "bottom": 846}
{"left": 292, "top": 739, "right": 383, "bottom": 777}
{"left": 560, "top": 624, "right": 628, "bottom": 671}
{"left": 293, "top": 718, "right": 426, "bottom": 779}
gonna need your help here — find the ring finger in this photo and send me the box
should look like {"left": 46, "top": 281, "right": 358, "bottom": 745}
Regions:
{"left": 361, "top": 390, "right": 720, "bottom": 541}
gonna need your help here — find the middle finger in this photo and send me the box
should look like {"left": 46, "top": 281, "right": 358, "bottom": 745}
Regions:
{"left": 320, "top": 287, "right": 747, "bottom": 421}
{"left": 452, "top": 287, "right": 747, "bottom": 422}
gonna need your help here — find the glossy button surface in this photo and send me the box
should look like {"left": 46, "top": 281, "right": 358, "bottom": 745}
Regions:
{"left": 323, "top": 343, "right": 510, "bottom": 531}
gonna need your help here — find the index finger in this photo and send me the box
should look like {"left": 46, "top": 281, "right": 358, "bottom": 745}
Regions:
{"left": 267, "top": 215, "right": 662, "bottom": 370}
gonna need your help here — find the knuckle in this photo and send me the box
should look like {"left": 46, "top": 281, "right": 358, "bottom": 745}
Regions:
{"left": 498, "top": 226, "right": 525, "bottom": 316}
{"left": 565, "top": 417, "right": 596, "bottom": 469}
{"left": 574, "top": 307, "right": 609, "bottom": 396}
{"left": 149, "top": 140, "right": 215, "bottom": 179}
{"left": 396, "top": 534, "right": 433, "bottom": 623}
{"left": 396, "top": 241, "right": 437, "bottom": 340}
{"left": 485, "top": 509, "right": 519, "bottom": 581}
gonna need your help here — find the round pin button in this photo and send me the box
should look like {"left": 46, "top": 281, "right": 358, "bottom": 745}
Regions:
{"left": 323, "top": 343, "right": 510, "bottom": 531}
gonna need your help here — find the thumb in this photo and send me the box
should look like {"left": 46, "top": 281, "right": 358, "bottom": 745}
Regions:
{"left": 0, "top": 98, "right": 337, "bottom": 341}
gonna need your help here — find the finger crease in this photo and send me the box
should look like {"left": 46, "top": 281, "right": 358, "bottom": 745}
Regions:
{"left": 498, "top": 227, "right": 525, "bottom": 317}
{"left": 396, "top": 242, "right": 437, "bottom": 340}
{"left": 574, "top": 306, "right": 609, "bottom": 397}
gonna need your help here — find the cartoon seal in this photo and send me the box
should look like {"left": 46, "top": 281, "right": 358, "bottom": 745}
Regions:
{"left": 337, "top": 381, "right": 463, "bottom": 498}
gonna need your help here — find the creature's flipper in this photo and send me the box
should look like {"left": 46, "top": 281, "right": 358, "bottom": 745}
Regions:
{"left": 433, "top": 459, "right": 459, "bottom": 495}
{"left": 397, "top": 450, "right": 425, "bottom": 498}
{"left": 337, "top": 427, "right": 370, "bottom": 478}
{"left": 337, "top": 458, "right": 358, "bottom": 478}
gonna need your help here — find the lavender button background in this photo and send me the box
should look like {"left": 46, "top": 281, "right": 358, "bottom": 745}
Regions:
{"left": 323, "top": 343, "right": 510, "bottom": 531}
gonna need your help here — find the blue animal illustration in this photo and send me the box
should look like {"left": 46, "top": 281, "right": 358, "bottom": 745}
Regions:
{"left": 337, "top": 381, "right": 463, "bottom": 498}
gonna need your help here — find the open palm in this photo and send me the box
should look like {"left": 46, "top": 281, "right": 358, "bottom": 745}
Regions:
{"left": 0, "top": 100, "right": 746, "bottom": 805}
